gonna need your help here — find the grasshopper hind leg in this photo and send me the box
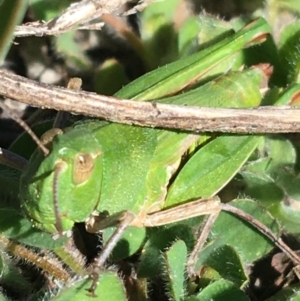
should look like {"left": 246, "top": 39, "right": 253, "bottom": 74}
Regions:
{"left": 86, "top": 211, "right": 135, "bottom": 296}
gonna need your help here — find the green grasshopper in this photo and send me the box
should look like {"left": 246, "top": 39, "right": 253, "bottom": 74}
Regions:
{"left": 2, "top": 18, "right": 300, "bottom": 296}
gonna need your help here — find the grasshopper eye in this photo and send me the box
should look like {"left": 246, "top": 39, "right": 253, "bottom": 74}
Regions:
{"left": 73, "top": 153, "right": 95, "bottom": 184}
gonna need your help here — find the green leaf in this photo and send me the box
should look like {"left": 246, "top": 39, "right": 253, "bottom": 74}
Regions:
{"left": 240, "top": 136, "right": 300, "bottom": 233}
{"left": 267, "top": 168, "right": 300, "bottom": 233}
{"left": 257, "top": 135, "right": 297, "bottom": 173}
{"left": 0, "top": 293, "right": 9, "bottom": 301}
{"left": 0, "top": 208, "right": 67, "bottom": 249}
{"left": 30, "top": 0, "right": 71, "bottom": 21}
{"left": 278, "top": 21, "right": 300, "bottom": 84}
{"left": 196, "top": 279, "right": 250, "bottom": 301}
{"left": 0, "top": 0, "right": 28, "bottom": 62}
{"left": 50, "top": 272, "right": 126, "bottom": 301}
{"left": 140, "top": 0, "right": 181, "bottom": 67}
{"left": 94, "top": 59, "right": 128, "bottom": 95}
{"left": 197, "top": 15, "right": 233, "bottom": 48}
{"left": 142, "top": 0, "right": 182, "bottom": 25}
{"left": 137, "top": 224, "right": 195, "bottom": 278}
{"left": 241, "top": 167, "right": 284, "bottom": 208}
{"left": 55, "top": 30, "right": 92, "bottom": 70}
{"left": 201, "top": 245, "right": 248, "bottom": 287}
{"left": 178, "top": 17, "right": 201, "bottom": 56}
{"left": 273, "top": 83, "right": 300, "bottom": 106}
{"left": 164, "top": 240, "right": 187, "bottom": 301}
{"left": 0, "top": 249, "right": 32, "bottom": 297}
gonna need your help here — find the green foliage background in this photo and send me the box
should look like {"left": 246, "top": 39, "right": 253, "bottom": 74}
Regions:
{"left": 0, "top": 0, "right": 300, "bottom": 300}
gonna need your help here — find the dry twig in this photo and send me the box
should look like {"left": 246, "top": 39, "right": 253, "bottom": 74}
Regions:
{"left": 0, "top": 69, "right": 300, "bottom": 133}
{"left": 14, "top": 0, "right": 158, "bottom": 37}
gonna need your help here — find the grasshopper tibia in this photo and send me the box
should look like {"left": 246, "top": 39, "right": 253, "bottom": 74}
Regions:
{"left": 87, "top": 211, "right": 135, "bottom": 297}
{"left": 186, "top": 213, "right": 220, "bottom": 276}
{"left": 186, "top": 202, "right": 300, "bottom": 278}
{"left": 221, "top": 203, "right": 300, "bottom": 266}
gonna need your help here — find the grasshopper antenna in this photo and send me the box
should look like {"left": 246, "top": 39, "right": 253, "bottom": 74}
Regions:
{"left": 52, "top": 162, "right": 65, "bottom": 236}
{"left": 0, "top": 101, "right": 49, "bottom": 156}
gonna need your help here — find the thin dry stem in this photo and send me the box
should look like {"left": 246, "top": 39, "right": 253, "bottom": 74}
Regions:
{"left": 14, "top": 0, "right": 158, "bottom": 37}
{"left": 1, "top": 70, "right": 300, "bottom": 133}
{"left": 0, "top": 147, "right": 28, "bottom": 171}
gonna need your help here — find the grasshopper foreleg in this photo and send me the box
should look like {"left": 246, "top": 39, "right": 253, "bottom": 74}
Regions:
{"left": 87, "top": 211, "right": 135, "bottom": 296}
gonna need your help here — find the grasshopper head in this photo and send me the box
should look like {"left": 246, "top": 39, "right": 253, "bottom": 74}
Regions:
{"left": 20, "top": 127, "right": 103, "bottom": 235}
